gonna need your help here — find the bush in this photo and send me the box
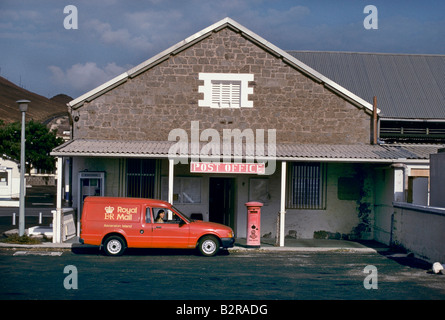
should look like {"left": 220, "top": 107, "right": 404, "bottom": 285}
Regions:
{"left": 1, "top": 234, "right": 42, "bottom": 244}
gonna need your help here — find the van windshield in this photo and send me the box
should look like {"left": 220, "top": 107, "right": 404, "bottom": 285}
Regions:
{"left": 172, "top": 206, "right": 191, "bottom": 223}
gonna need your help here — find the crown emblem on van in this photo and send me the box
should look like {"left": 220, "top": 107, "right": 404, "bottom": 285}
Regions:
{"left": 105, "top": 206, "right": 115, "bottom": 214}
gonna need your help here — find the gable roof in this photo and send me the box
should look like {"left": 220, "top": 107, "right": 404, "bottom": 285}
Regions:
{"left": 68, "top": 18, "right": 375, "bottom": 114}
{"left": 288, "top": 51, "right": 445, "bottom": 120}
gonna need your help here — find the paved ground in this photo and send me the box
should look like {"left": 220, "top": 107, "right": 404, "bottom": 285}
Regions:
{"left": 2, "top": 196, "right": 444, "bottom": 303}
{"left": 0, "top": 247, "right": 444, "bottom": 302}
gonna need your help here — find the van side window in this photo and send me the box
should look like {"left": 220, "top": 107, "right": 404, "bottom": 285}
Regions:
{"left": 153, "top": 208, "right": 182, "bottom": 224}
{"left": 145, "top": 208, "right": 151, "bottom": 223}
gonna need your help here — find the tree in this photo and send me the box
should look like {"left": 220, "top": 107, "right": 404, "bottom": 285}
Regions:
{"left": 0, "top": 120, "right": 64, "bottom": 173}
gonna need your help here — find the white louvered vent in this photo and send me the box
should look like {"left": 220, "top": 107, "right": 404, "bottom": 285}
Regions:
{"left": 199, "top": 73, "right": 253, "bottom": 108}
{"left": 211, "top": 80, "right": 241, "bottom": 108}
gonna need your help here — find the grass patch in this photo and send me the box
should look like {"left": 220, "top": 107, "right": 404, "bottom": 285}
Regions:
{"left": 1, "top": 234, "right": 42, "bottom": 245}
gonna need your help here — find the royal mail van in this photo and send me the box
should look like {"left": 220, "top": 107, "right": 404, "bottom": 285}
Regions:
{"left": 80, "top": 197, "right": 235, "bottom": 256}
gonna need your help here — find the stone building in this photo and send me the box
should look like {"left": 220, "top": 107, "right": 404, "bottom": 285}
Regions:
{"left": 52, "top": 18, "right": 442, "bottom": 244}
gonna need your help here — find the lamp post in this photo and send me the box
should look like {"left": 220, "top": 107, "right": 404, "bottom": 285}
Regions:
{"left": 16, "top": 99, "right": 30, "bottom": 237}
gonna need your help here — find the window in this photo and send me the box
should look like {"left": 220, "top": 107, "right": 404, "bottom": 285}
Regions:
{"left": 211, "top": 80, "right": 241, "bottom": 108}
{"left": 199, "top": 73, "right": 253, "bottom": 108}
{"left": 288, "top": 162, "right": 327, "bottom": 210}
{"left": 126, "top": 159, "right": 156, "bottom": 198}
{"left": 0, "top": 171, "right": 8, "bottom": 186}
{"left": 145, "top": 207, "right": 152, "bottom": 223}
{"left": 161, "top": 177, "right": 201, "bottom": 204}
{"left": 152, "top": 208, "right": 182, "bottom": 224}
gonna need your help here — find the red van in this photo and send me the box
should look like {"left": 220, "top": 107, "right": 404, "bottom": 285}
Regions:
{"left": 79, "top": 197, "right": 235, "bottom": 256}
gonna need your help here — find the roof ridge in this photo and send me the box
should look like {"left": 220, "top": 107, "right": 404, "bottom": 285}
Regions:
{"left": 287, "top": 50, "right": 445, "bottom": 57}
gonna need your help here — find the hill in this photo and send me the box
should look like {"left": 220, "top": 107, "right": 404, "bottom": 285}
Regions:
{"left": 0, "top": 76, "right": 71, "bottom": 124}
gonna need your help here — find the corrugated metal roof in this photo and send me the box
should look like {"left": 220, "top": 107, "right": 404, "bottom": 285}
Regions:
{"left": 287, "top": 51, "right": 445, "bottom": 120}
{"left": 51, "top": 139, "right": 442, "bottom": 162}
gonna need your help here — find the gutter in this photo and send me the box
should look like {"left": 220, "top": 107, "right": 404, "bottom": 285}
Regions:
{"left": 50, "top": 150, "right": 430, "bottom": 164}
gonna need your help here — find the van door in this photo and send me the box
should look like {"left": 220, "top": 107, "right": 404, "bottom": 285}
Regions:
{"left": 150, "top": 207, "right": 190, "bottom": 248}
{"left": 131, "top": 206, "right": 153, "bottom": 248}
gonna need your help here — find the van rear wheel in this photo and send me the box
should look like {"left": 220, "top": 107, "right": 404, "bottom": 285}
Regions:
{"left": 103, "top": 235, "right": 126, "bottom": 256}
{"left": 198, "top": 235, "right": 219, "bottom": 257}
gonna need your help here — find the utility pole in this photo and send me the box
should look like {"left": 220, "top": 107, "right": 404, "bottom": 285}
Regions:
{"left": 16, "top": 99, "right": 30, "bottom": 236}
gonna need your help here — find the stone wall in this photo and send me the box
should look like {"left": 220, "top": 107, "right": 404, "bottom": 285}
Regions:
{"left": 73, "top": 27, "right": 371, "bottom": 145}
{"left": 26, "top": 175, "right": 56, "bottom": 186}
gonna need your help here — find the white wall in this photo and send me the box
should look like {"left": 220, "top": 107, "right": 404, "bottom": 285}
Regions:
{"left": 0, "top": 158, "right": 20, "bottom": 206}
{"left": 373, "top": 162, "right": 445, "bottom": 262}
{"left": 222, "top": 162, "right": 377, "bottom": 240}
{"left": 72, "top": 158, "right": 381, "bottom": 240}
{"left": 392, "top": 203, "right": 445, "bottom": 263}
{"left": 284, "top": 163, "right": 374, "bottom": 239}
{"left": 430, "top": 151, "right": 445, "bottom": 207}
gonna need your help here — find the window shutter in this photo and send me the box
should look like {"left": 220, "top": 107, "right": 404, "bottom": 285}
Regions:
{"left": 211, "top": 80, "right": 241, "bottom": 108}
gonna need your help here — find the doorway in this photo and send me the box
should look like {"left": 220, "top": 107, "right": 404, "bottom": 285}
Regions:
{"left": 209, "top": 178, "right": 235, "bottom": 229}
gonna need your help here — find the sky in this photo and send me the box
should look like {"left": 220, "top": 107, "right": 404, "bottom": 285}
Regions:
{"left": 1, "top": 0, "right": 445, "bottom": 100}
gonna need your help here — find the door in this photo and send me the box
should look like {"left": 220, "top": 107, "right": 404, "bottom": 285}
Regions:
{"left": 209, "top": 178, "right": 235, "bottom": 229}
{"left": 131, "top": 206, "right": 153, "bottom": 248}
{"left": 77, "top": 172, "right": 105, "bottom": 236}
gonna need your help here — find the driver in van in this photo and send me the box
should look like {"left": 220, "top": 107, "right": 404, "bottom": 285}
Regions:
{"left": 155, "top": 210, "right": 165, "bottom": 223}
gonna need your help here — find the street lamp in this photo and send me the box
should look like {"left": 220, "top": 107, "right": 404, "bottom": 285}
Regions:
{"left": 16, "top": 99, "right": 30, "bottom": 237}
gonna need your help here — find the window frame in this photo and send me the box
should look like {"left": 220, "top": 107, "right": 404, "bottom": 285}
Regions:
{"left": 211, "top": 80, "right": 242, "bottom": 108}
{"left": 126, "top": 159, "right": 156, "bottom": 198}
{"left": 0, "top": 171, "right": 8, "bottom": 187}
{"left": 198, "top": 73, "right": 254, "bottom": 109}
{"left": 161, "top": 176, "right": 202, "bottom": 205}
{"left": 287, "top": 162, "right": 327, "bottom": 210}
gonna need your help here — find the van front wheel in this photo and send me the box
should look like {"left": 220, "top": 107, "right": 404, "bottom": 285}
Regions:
{"left": 198, "top": 235, "right": 219, "bottom": 257}
{"left": 103, "top": 235, "right": 126, "bottom": 256}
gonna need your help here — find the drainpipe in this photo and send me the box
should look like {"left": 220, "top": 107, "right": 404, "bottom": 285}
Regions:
{"left": 373, "top": 96, "right": 378, "bottom": 145}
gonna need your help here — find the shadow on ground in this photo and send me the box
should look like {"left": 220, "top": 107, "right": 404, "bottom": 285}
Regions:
{"left": 71, "top": 244, "right": 230, "bottom": 257}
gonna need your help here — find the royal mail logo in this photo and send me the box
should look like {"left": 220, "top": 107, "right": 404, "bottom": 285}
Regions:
{"left": 105, "top": 206, "right": 115, "bottom": 214}
{"left": 104, "top": 205, "right": 137, "bottom": 221}
{"left": 117, "top": 206, "right": 137, "bottom": 215}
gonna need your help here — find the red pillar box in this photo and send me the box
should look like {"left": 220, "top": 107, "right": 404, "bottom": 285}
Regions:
{"left": 245, "top": 201, "right": 263, "bottom": 248}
